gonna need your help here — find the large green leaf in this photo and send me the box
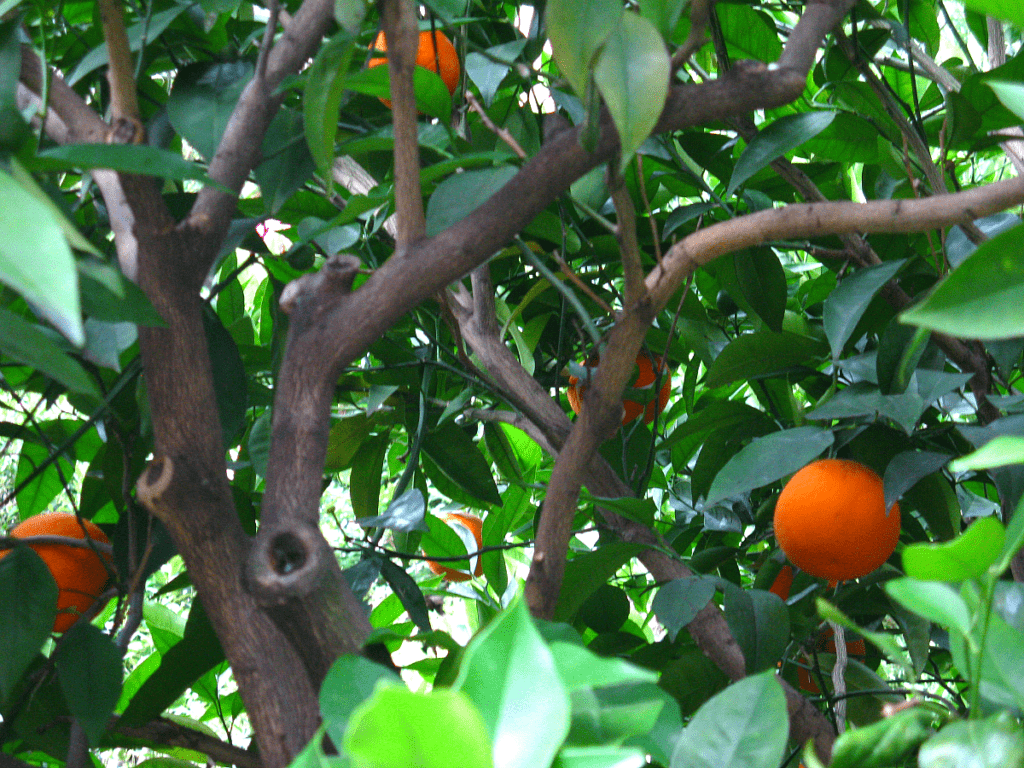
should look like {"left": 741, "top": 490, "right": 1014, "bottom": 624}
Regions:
{"left": 669, "top": 671, "right": 788, "bottom": 768}
{"left": 592, "top": 13, "right": 669, "bottom": 171}
{"left": 320, "top": 655, "right": 402, "bottom": 752}
{"left": 350, "top": 434, "right": 389, "bottom": 519}
{"left": 0, "top": 169, "right": 84, "bottom": 345}
{"left": 55, "top": 623, "right": 123, "bottom": 746}
{"left": 704, "top": 330, "right": 826, "bottom": 388}
{"left": 961, "top": 0, "right": 1024, "bottom": 26}
{"left": 425, "top": 166, "right": 518, "bottom": 237}
{"left": 554, "top": 543, "right": 646, "bottom": 623}
{"left": 34, "top": 145, "right": 217, "bottom": 187}
{"left": 733, "top": 248, "right": 787, "bottom": 332}
{"left": 903, "top": 516, "right": 1005, "bottom": 581}
{"left": 166, "top": 62, "right": 254, "bottom": 161}
{"left": 420, "top": 422, "right": 501, "bottom": 507}
{"left": 545, "top": 0, "right": 622, "bottom": 98}
{"left": 652, "top": 576, "right": 717, "bottom": 642}
{"left": 0, "top": 546, "right": 57, "bottom": 706}
{"left": 722, "top": 583, "right": 790, "bottom": 674}
{"left": 454, "top": 598, "right": 569, "bottom": 768}
{"left": 823, "top": 259, "right": 905, "bottom": 359}
{"left": 727, "top": 112, "right": 836, "bottom": 195}
{"left": 303, "top": 31, "right": 358, "bottom": 177}
{"left": 901, "top": 224, "right": 1024, "bottom": 340}
{"left": 919, "top": 714, "right": 1024, "bottom": 768}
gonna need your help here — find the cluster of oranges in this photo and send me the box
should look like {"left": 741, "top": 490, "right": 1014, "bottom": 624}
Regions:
{"left": 0, "top": 512, "right": 113, "bottom": 633}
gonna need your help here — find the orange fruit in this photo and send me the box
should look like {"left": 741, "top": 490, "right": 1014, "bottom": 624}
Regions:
{"left": 773, "top": 459, "right": 900, "bottom": 587}
{"left": 1, "top": 512, "right": 113, "bottom": 633}
{"left": 567, "top": 352, "right": 671, "bottom": 426}
{"left": 768, "top": 564, "right": 794, "bottom": 600}
{"left": 367, "top": 29, "right": 460, "bottom": 107}
{"left": 427, "top": 512, "right": 483, "bottom": 582}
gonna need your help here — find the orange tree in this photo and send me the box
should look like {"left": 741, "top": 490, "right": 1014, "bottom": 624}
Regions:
{"left": 2, "top": 0, "right": 1024, "bottom": 766}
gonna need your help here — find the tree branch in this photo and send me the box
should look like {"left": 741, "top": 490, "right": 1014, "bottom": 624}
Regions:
{"left": 98, "top": 0, "right": 141, "bottom": 125}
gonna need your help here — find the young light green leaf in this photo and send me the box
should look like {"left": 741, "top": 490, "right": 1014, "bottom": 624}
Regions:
{"left": 961, "top": 0, "right": 1024, "bottom": 27}
{"left": 303, "top": 32, "right": 358, "bottom": 177}
{"left": 918, "top": 714, "right": 1024, "bottom": 768}
{"left": 824, "top": 259, "right": 905, "bottom": 359}
{"left": 669, "top": 671, "right": 788, "bottom": 768}
{"left": 989, "top": 81, "right": 1024, "bottom": 122}
{"left": 0, "top": 169, "right": 84, "bottom": 345}
{"left": 727, "top": 112, "right": 836, "bottom": 196}
{"left": 592, "top": 13, "right": 670, "bottom": 171}
{"left": 901, "top": 224, "right": 1024, "bottom": 340}
{"left": 903, "top": 516, "right": 1005, "bottom": 581}
{"left": 454, "top": 598, "right": 569, "bottom": 768}
{"left": 885, "top": 578, "right": 971, "bottom": 636}
{"left": 951, "top": 435, "right": 1024, "bottom": 472}
{"left": 546, "top": 0, "right": 622, "bottom": 98}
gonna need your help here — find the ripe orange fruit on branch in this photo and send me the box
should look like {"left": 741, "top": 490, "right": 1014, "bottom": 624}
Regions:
{"left": 1, "top": 512, "right": 113, "bottom": 633}
{"left": 774, "top": 459, "right": 900, "bottom": 587}
{"left": 367, "top": 29, "right": 460, "bottom": 107}
{"left": 427, "top": 512, "right": 483, "bottom": 582}
{"left": 567, "top": 352, "right": 671, "bottom": 426}
{"left": 768, "top": 564, "right": 794, "bottom": 600}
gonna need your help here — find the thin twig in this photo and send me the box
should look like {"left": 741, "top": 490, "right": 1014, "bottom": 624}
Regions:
{"left": 466, "top": 91, "right": 527, "bottom": 159}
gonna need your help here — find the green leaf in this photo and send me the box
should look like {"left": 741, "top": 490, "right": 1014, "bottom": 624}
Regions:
{"left": 999, "top": 493, "right": 1024, "bottom": 577}
{"left": 425, "top": 166, "right": 518, "bottom": 238}
{"left": 0, "top": 546, "right": 58, "bottom": 705}
{"left": 550, "top": 642, "right": 658, "bottom": 691}
{"left": 918, "top": 714, "right": 1024, "bottom": 768}
{"left": 553, "top": 746, "right": 647, "bottom": 768}
{"left": 545, "top": 0, "right": 622, "bottom": 98}
{"left": 55, "top": 623, "right": 123, "bottom": 746}
{"left": 120, "top": 602, "right": 225, "bottom": 725}
{"left": 715, "top": 3, "right": 783, "bottom": 63}
{"left": 961, "top": 0, "right": 1024, "bottom": 26}
{"left": 951, "top": 435, "right": 1024, "bottom": 471}
{"left": 0, "top": 308, "right": 99, "bottom": 398}
{"left": 343, "top": 64, "right": 453, "bottom": 122}
{"left": 652, "top": 576, "right": 717, "bottom": 642}
{"left": 903, "top": 516, "right": 1006, "bottom": 581}
{"left": 334, "top": 0, "right": 367, "bottom": 33}
{"left": 669, "top": 671, "right": 789, "bottom": 768}
{"left": 901, "top": 223, "right": 1024, "bottom": 340}
{"left": 378, "top": 558, "right": 431, "bottom": 633}
{"left": 321, "top": 655, "right": 402, "bottom": 753}
{"left": 989, "top": 81, "right": 1024, "bottom": 121}
{"left": 303, "top": 32, "right": 358, "bottom": 177}
{"left": 167, "top": 62, "right": 254, "bottom": 161}
{"left": 823, "top": 260, "right": 905, "bottom": 359}
{"left": 722, "top": 584, "right": 790, "bottom": 674}
{"left": 734, "top": 248, "right": 787, "bottom": 332}
{"left": 326, "top": 414, "right": 373, "bottom": 471}
{"left": 704, "top": 330, "right": 827, "bottom": 388}
{"left": 554, "top": 543, "right": 646, "bottom": 623}
{"left": 592, "top": 13, "right": 669, "bottom": 171}
{"left": 420, "top": 422, "right": 501, "bottom": 507}
{"left": 704, "top": 426, "right": 834, "bottom": 506}
{"left": 356, "top": 489, "right": 428, "bottom": 532}
{"left": 727, "top": 112, "right": 836, "bottom": 196}
{"left": 884, "top": 578, "right": 971, "bottom": 636}
{"left": 465, "top": 40, "right": 528, "bottom": 107}
{"left": 350, "top": 435, "right": 389, "bottom": 520}
{"left": 882, "top": 450, "right": 951, "bottom": 512}
{"left": 345, "top": 687, "right": 493, "bottom": 768}
{"left": 453, "top": 598, "right": 569, "bottom": 768}
{"left": 34, "top": 144, "right": 219, "bottom": 188}
{"left": 829, "top": 706, "right": 935, "bottom": 768}
{"left": 0, "top": 169, "right": 84, "bottom": 345}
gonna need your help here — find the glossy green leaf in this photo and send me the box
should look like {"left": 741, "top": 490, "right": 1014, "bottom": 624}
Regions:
{"left": 704, "top": 426, "right": 834, "bottom": 506}
{"left": 326, "top": 414, "right": 373, "bottom": 471}
{"left": 166, "top": 62, "right": 253, "bottom": 161}
{"left": 553, "top": 746, "right": 647, "bottom": 768}
{"left": 705, "top": 331, "right": 827, "bottom": 388}
{"left": 903, "top": 516, "right": 1006, "bottom": 582}
{"left": 829, "top": 706, "right": 934, "bottom": 768}
{"left": 356, "top": 489, "right": 428, "bottom": 532}
{"left": 465, "top": 40, "right": 528, "bottom": 107}
{"left": 342, "top": 64, "right": 453, "bottom": 122}
{"left": 425, "top": 166, "right": 518, "bottom": 237}
{"left": 0, "top": 308, "right": 99, "bottom": 398}
{"left": 716, "top": 3, "right": 783, "bottom": 63}
{"left": 66, "top": 4, "right": 186, "bottom": 84}
{"left": 901, "top": 224, "right": 1024, "bottom": 340}
{"left": 378, "top": 558, "right": 431, "bottom": 633}
{"left": 303, "top": 32, "right": 358, "bottom": 177}
{"left": 734, "top": 248, "right": 787, "bottom": 332}
{"left": 882, "top": 450, "right": 950, "bottom": 512}
{"left": 918, "top": 713, "right": 1024, "bottom": 768}
{"left": 34, "top": 144, "right": 218, "bottom": 187}
{"left": 0, "top": 170, "right": 84, "bottom": 346}
{"left": 592, "top": 13, "right": 669, "bottom": 171}
{"left": 989, "top": 81, "right": 1024, "bottom": 121}
{"left": 55, "top": 623, "right": 123, "bottom": 746}
{"left": 345, "top": 687, "right": 493, "bottom": 768}
{"left": 351, "top": 435, "right": 389, "bottom": 519}
{"left": 669, "top": 671, "right": 788, "bottom": 768}
{"left": 454, "top": 598, "right": 568, "bottom": 768}
{"left": 550, "top": 642, "right": 657, "bottom": 691}
{"left": 321, "top": 655, "right": 402, "bottom": 753}
{"left": 545, "top": 0, "right": 621, "bottom": 98}
{"left": 554, "top": 543, "right": 646, "bottom": 623}
{"left": 823, "top": 260, "right": 905, "bottom": 359}
{"left": 885, "top": 578, "right": 971, "bottom": 636}
{"left": 420, "top": 422, "right": 501, "bottom": 507}
{"left": 722, "top": 584, "right": 790, "bottom": 674}
{"left": 727, "top": 112, "right": 835, "bottom": 195}
{"left": 0, "top": 546, "right": 57, "bottom": 705}
{"left": 652, "top": 576, "right": 717, "bottom": 642}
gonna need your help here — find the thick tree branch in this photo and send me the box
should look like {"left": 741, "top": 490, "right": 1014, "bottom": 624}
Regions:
{"left": 98, "top": 0, "right": 140, "bottom": 123}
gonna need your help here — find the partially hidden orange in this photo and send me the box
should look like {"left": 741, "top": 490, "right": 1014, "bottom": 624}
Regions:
{"left": 367, "top": 29, "right": 460, "bottom": 107}
{"left": 427, "top": 512, "right": 483, "bottom": 582}
{"left": 1, "top": 512, "right": 113, "bottom": 633}
{"left": 567, "top": 352, "right": 671, "bottom": 426}
{"left": 773, "top": 459, "right": 900, "bottom": 587}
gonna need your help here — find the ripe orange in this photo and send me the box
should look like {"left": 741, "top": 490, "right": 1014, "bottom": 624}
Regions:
{"left": 567, "top": 352, "right": 671, "bottom": 426}
{"left": 367, "top": 29, "right": 460, "bottom": 107}
{"left": 1, "top": 512, "right": 113, "bottom": 633}
{"left": 773, "top": 459, "right": 900, "bottom": 587}
{"left": 427, "top": 512, "right": 483, "bottom": 582}
{"left": 768, "top": 564, "right": 794, "bottom": 600}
